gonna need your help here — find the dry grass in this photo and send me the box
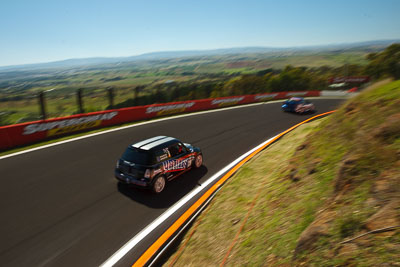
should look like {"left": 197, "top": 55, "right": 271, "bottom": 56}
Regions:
{"left": 164, "top": 80, "right": 400, "bottom": 267}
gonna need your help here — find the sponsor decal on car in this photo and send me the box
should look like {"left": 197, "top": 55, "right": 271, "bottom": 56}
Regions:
{"left": 157, "top": 154, "right": 169, "bottom": 162}
{"left": 146, "top": 103, "right": 195, "bottom": 116}
{"left": 23, "top": 112, "right": 118, "bottom": 136}
{"left": 153, "top": 168, "right": 162, "bottom": 175}
{"left": 295, "top": 104, "right": 314, "bottom": 113}
{"left": 162, "top": 156, "right": 194, "bottom": 172}
{"left": 211, "top": 97, "right": 244, "bottom": 107}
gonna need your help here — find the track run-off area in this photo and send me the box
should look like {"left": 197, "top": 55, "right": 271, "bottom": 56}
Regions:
{"left": 0, "top": 98, "right": 343, "bottom": 266}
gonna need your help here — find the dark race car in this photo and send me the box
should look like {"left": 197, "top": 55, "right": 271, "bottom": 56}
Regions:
{"left": 281, "top": 97, "right": 315, "bottom": 114}
{"left": 115, "top": 136, "right": 203, "bottom": 193}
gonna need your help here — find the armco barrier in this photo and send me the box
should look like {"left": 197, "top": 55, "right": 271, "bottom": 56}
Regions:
{"left": 0, "top": 91, "right": 320, "bottom": 150}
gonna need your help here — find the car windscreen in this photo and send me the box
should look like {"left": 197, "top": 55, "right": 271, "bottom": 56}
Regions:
{"left": 121, "top": 147, "right": 154, "bottom": 165}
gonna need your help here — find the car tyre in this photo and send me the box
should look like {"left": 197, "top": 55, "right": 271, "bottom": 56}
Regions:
{"left": 152, "top": 176, "right": 166, "bottom": 194}
{"left": 194, "top": 154, "right": 203, "bottom": 168}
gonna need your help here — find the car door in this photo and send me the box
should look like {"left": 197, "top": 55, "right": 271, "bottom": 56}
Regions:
{"left": 162, "top": 142, "right": 192, "bottom": 177}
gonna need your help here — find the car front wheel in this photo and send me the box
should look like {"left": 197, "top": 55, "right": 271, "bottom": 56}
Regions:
{"left": 152, "top": 176, "right": 166, "bottom": 194}
{"left": 194, "top": 154, "right": 203, "bottom": 168}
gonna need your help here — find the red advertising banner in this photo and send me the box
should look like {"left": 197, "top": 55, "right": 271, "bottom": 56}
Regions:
{"left": 0, "top": 91, "right": 320, "bottom": 150}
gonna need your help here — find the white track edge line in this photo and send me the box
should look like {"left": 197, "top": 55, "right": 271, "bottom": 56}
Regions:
{"left": 0, "top": 101, "right": 270, "bottom": 160}
{"left": 100, "top": 135, "right": 277, "bottom": 267}
{"left": 0, "top": 97, "right": 341, "bottom": 160}
{"left": 148, "top": 183, "right": 224, "bottom": 267}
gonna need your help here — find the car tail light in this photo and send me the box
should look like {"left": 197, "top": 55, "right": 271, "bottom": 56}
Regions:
{"left": 144, "top": 169, "right": 154, "bottom": 178}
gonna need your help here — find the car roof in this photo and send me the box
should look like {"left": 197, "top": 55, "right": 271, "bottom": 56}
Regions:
{"left": 289, "top": 97, "right": 304, "bottom": 101}
{"left": 130, "top": 136, "right": 180, "bottom": 151}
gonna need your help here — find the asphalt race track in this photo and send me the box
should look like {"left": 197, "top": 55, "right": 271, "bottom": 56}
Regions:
{"left": 0, "top": 99, "right": 343, "bottom": 266}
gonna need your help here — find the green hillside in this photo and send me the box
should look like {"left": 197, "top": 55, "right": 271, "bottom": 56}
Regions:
{"left": 165, "top": 80, "right": 400, "bottom": 266}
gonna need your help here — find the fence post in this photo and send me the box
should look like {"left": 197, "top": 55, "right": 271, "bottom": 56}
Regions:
{"left": 134, "top": 85, "right": 144, "bottom": 106}
{"left": 77, "top": 88, "right": 84, "bottom": 114}
{"left": 107, "top": 87, "right": 114, "bottom": 108}
{"left": 38, "top": 91, "right": 47, "bottom": 120}
{"left": 133, "top": 86, "right": 139, "bottom": 106}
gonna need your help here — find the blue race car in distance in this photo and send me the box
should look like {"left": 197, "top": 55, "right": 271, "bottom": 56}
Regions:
{"left": 282, "top": 97, "right": 315, "bottom": 114}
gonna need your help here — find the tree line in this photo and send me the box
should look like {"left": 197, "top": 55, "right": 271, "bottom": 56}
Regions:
{"left": 112, "top": 44, "right": 399, "bottom": 109}
{"left": 1, "top": 44, "right": 398, "bottom": 125}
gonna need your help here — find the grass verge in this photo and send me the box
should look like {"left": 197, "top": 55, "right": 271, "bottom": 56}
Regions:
{"left": 164, "top": 80, "right": 400, "bottom": 266}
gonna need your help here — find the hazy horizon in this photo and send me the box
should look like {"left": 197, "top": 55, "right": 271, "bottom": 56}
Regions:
{"left": 1, "top": 0, "right": 399, "bottom": 67}
{"left": 1, "top": 39, "right": 399, "bottom": 70}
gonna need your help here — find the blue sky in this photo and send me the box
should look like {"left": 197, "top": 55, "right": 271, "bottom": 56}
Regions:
{"left": 1, "top": 0, "right": 399, "bottom": 67}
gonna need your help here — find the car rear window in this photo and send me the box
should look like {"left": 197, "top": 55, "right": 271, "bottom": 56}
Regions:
{"left": 122, "top": 147, "right": 154, "bottom": 165}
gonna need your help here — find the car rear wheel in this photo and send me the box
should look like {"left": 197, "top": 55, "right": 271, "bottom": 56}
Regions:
{"left": 152, "top": 176, "right": 166, "bottom": 194}
{"left": 194, "top": 154, "right": 203, "bottom": 168}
